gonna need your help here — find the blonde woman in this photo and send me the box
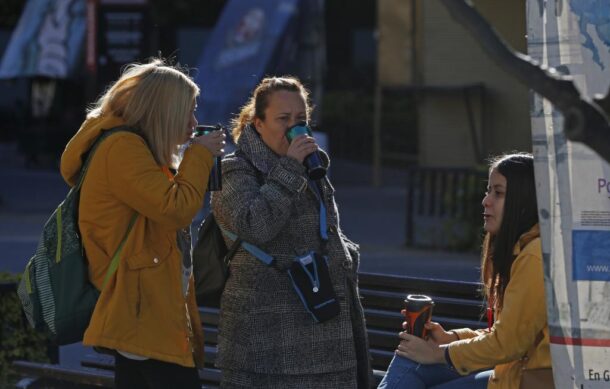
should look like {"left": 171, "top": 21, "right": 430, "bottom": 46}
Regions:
{"left": 60, "top": 58, "right": 225, "bottom": 389}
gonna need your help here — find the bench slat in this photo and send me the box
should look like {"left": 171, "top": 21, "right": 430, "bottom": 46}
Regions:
{"left": 361, "top": 289, "right": 484, "bottom": 318}
{"left": 12, "top": 272, "right": 485, "bottom": 387}
{"left": 13, "top": 360, "right": 114, "bottom": 387}
{"left": 359, "top": 272, "right": 481, "bottom": 297}
{"left": 79, "top": 354, "right": 222, "bottom": 386}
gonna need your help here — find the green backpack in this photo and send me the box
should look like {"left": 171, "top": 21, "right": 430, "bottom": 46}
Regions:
{"left": 17, "top": 127, "right": 136, "bottom": 345}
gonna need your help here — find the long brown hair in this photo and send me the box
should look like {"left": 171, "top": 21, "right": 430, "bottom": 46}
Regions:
{"left": 481, "top": 153, "right": 538, "bottom": 308}
{"left": 87, "top": 58, "right": 199, "bottom": 167}
{"left": 231, "top": 76, "right": 312, "bottom": 142}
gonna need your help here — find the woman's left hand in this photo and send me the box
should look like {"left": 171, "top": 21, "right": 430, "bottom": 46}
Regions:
{"left": 395, "top": 331, "right": 446, "bottom": 365}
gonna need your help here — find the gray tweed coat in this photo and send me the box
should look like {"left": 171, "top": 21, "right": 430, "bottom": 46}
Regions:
{"left": 211, "top": 125, "right": 371, "bottom": 387}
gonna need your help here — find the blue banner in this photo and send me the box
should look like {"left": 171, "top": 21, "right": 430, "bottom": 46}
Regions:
{"left": 194, "top": 0, "right": 301, "bottom": 127}
{"left": 0, "top": 0, "right": 86, "bottom": 79}
{"left": 573, "top": 230, "right": 610, "bottom": 281}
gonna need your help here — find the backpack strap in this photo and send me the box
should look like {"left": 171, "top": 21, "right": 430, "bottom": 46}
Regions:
{"left": 218, "top": 224, "right": 275, "bottom": 265}
{"left": 75, "top": 125, "right": 138, "bottom": 291}
{"left": 76, "top": 126, "right": 133, "bottom": 191}
{"left": 101, "top": 213, "right": 138, "bottom": 290}
{"left": 215, "top": 182, "right": 328, "bottom": 266}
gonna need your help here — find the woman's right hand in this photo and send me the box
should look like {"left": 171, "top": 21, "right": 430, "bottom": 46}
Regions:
{"left": 400, "top": 311, "right": 457, "bottom": 345}
{"left": 424, "top": 321, "right": 458, "bottom": 345}
{"left": 193, "top": 131, "right": 226, "bottom": 156}
{"left": 286, "top": 135, "right": 318, "bottom": 163}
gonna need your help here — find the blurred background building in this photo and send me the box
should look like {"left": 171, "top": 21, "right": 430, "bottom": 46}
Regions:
{"left": 0, "top": 0, "right": 530, "bottom": 170}
{"left": 0, "top": 0, "right": 531, "bottom": 249}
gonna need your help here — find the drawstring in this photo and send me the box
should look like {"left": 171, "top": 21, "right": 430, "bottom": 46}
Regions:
{"left": 487, "top": 295, "right": 495, "bottom": 330}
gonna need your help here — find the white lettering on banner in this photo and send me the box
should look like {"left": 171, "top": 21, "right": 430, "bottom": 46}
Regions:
{"left": 215, "top": 7, "right": 265, "bottom": 69}
{"left": 585, "top": 264, "right": 610, "bottom": 273}
{"left": 36, "top": 0, "right": 73, "bottom": 77}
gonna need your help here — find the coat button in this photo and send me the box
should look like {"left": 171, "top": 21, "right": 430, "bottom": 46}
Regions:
{"left": 328, "top": 224, "right": 337, "bottom": 234}
{"left": 153, "top": 257, "right": 159, "bottom": 264}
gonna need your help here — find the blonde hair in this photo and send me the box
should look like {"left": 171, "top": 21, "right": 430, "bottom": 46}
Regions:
{"left": 231, "top": 76, "right": 312, "bottom": 142}
{"left": 88, "top": 58, "right": 199, "bottom": 167}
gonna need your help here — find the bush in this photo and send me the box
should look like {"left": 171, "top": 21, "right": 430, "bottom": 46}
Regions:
{"left": 321, "top": 89, "right": 417, "bottom": 166}
{"left": 441, "top": 167, "right": 487, "bottom": 252}
{"left": 0, "top": 272, "right": 50, "bottom": 387}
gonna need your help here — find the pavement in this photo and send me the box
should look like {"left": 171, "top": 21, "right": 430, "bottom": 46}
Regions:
{"left": 0, "top": 158, "right": 480, "bottom": 281}
{"left": 0, "top": 155, "right": 480, "bottom": 366}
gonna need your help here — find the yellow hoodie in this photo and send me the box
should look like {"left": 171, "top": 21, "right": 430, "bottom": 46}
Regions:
{"left": 60, "top": 115, "right": 213, "bottom": 367}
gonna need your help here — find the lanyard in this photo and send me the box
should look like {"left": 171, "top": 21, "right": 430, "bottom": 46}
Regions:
{"left": 219, "top": 181, "right": 329, "bottom": 265}
{"left": 310, "top": 181, "right": 328, "bottom": 242}
{"left": 291, "top": 181, "right": 330, "bottom": 294}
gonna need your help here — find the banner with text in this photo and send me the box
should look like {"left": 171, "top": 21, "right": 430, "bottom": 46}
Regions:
{"left": 527, "top": 1, "right": 610, "bottom": 387}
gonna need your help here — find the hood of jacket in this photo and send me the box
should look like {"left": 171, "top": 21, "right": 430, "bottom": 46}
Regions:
{"left": 60, "top": 115, "right": 126, "bottom": 187}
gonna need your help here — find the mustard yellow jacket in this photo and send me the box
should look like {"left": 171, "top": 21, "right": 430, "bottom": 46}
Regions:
{"left": 60, "top": 115, "right": 213, "bottom": 367}
{"left": 448, "top": 225, "right": 551, "bottom": 389}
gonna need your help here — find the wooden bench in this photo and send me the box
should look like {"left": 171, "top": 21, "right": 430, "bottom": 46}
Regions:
{"left": 12, "top": 272, "right": 485, "bottom": 388}
{"left": 358, "top": 272, "right": 485, "bottom": 376}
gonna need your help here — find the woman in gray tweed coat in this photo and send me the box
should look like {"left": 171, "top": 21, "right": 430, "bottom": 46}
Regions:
{"left": 211, "top": 76, "right": 371, "bottom": 388}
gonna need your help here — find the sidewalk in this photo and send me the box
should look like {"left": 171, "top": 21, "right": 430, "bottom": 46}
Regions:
{"left": 0, "top": 160, "right": 480, "bottom": 282}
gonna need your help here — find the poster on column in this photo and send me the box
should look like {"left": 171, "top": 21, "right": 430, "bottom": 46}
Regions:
{"left": 526, "top": 1, "right": 610, "bottom": 388}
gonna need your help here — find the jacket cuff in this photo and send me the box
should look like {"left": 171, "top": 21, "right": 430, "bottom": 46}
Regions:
{"left": 447, "top": 341, "right": 476, "bottom": 376}
{"left": 444, "top": 347, "right": 456, "bottom": 370}
{"left": 268, "top": 157, "right": 308, "bottom": 193}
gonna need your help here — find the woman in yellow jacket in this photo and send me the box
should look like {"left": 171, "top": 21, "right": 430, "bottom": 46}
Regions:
{"left": 378, "top": 153, "right": 551, "bottom": 389}
{"left": 60, "top": 58, "right": 225, "bottom": 389}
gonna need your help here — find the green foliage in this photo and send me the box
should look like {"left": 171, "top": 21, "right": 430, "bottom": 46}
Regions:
{"left": 321, "top": 90, "right": 417, "bottom": 165}
{"left": 441, "top": 166, "right": 488, "bottom": 252}
{"left": 0, "top": 272, "right": 50, "bottom": 387}
{"left": 321, "top": 90, "right": 374, "bottom": 162}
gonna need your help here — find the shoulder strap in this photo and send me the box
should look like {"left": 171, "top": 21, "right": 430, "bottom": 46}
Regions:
{"left": 533, "top": 329, "right": 545, "bottom": 348}
{"left": 522, "top": 329, "right": 546, "bottom": 361}
{"left": 101, "top": 213, "right": 138, "bottom": 290}
{"left": 218, "top": 223, "right": 274, "bottom": 265}
{"left": 76, "top": 126, "right": 133, "bottom": 191}
{"left": 77, "top": 125, "right": 137, "bottom": 291}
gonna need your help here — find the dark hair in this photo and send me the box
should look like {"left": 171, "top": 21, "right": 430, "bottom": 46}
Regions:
{"left": 231, "top": 76, "right": 312, "bottom": 142}
{"left": 481, "top": 152, "right": 538, "bottom": 306}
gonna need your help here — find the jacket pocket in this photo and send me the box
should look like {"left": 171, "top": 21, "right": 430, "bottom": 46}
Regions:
{"left": 126, "top": 238, "right": 172, "bottom": 270}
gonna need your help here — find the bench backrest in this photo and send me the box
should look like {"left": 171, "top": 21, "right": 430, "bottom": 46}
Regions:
{"left": 196, "top": 272, "right": 486, "bottom": 372}
{"left": 11, "top": 272, "right": 485, "bottom": 386}
{"left": 358, "top": 272, "right": 485, "bottom": 370}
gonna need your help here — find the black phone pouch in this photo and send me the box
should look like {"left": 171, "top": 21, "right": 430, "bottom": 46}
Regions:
{"left": 287, "top": 252, "right": 340, "bottom": 323}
